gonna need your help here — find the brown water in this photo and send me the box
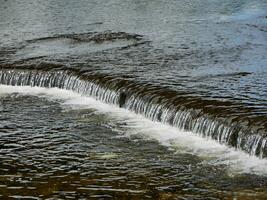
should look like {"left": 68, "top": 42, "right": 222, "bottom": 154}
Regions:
{"left": 0, "top": 91, "right": 267, "bottom": 199}
{"left": 0, "top": 0, "right": 267, "bottom": 199}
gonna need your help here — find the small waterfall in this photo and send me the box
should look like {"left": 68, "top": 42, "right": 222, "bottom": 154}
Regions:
{"left": 0, "top": 69, "right": 120, "bottom": 105}
{"left": 124, "top": 94, "right": 267, "bottom": 158}
{"left": 0, "top": 69, "right": 266, "bottom": 158}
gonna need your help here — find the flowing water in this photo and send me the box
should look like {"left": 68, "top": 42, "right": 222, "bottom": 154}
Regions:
{"left": 0, "top": 0, "right": 267, "bottom": 199}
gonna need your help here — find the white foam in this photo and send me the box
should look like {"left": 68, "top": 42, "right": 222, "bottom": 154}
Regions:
{"left": 1, "top": 85, "right": 267, "bottom": 176}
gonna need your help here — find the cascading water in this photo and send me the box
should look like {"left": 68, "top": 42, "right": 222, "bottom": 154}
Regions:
{"left": 1, "top": 0, "right": 267, "bottom": 198}
{"left": 0, "top": 69, "right": 266, "bottom": 158}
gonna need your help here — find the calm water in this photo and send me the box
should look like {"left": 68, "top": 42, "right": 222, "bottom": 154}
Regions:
{"left": 0, "top": 0, "right": 267, "bottom": 199}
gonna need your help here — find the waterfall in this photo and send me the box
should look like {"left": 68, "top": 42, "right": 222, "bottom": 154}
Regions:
{"left": 0, "top": 69, "right": 266, "bottom": 158}
{"left": 0, "top": 69, "right": 120, "bottom": 105}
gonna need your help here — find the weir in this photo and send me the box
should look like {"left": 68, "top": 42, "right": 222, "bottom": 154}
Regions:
{"left": 0, "top": 69, "right": 266, "bottom": 158}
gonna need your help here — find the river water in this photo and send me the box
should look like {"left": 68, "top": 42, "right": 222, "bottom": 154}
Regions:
{"left": 0, "top": 0, "right": 267, "bottom": 199}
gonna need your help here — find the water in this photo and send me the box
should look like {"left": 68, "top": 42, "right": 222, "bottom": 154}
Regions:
{"left": 0, "top": 0, "right": 267, "bottom": 199}
{"left": 1, "top": 69, "right": 266, "bottom": 158}
{"left": 1, "top": 86, "right": 267, "bottom": 199}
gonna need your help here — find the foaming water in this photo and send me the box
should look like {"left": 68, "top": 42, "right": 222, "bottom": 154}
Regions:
{"left": 1, "top": 84, "right": 267, "bottom": 176}
{"left": 1, "top": 69, "right": 266, "bottom": 159}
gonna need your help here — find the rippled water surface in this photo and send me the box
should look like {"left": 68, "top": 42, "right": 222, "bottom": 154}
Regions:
{"left": 0, "top": 87, "right": 267, "bottom": 199}
{"left": 0, "top": 0, "right": 267, "bottom": 199}
{"left": 1, "top": 0, "right": 267, "bottom": 105}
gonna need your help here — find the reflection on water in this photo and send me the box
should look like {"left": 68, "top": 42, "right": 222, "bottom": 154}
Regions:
{"left": 0, "top": 87, "right": 267, "bottom": 199}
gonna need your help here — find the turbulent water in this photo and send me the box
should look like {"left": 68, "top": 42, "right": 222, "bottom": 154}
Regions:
{"left": 0, "top": 0, "right": 267, "bottom": 199}
{"left": 1, "top": 86, "right": 267, "bottom": 199}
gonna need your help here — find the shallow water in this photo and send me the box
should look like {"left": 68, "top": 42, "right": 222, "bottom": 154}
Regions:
{"left": 1, "top": 0, "right": 267, "bottom": 105}
{"left": 1, "top": 1, "right": 267, "bottom": 135}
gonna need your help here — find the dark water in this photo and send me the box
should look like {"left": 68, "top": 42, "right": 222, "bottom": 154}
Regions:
{"left": 0, "top": 91, "right": 267, "bottom": 199}
{"left": 0, "top": 0, "right": 267, "bottom": 199}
